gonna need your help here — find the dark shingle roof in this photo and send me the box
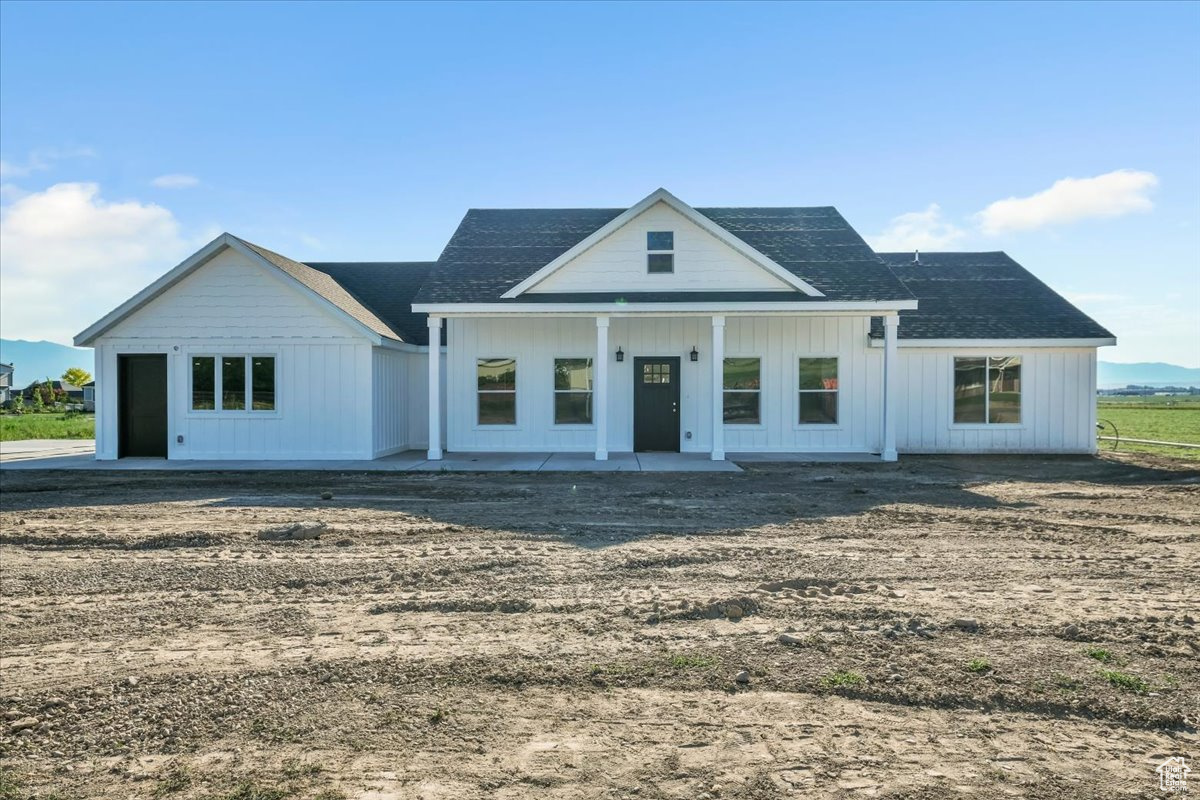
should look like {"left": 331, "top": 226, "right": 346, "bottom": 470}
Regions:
{"left": 304, "top": 262, "right": 436, "bottom": 345}
{"left": 415, "top": 206, "right": 913, "bottom": 304}
{"left": 234, "top": 237, "right": 408, "bottom": 342}
{"left": 870, "top": 252, "right": 1114, "bottom": 340}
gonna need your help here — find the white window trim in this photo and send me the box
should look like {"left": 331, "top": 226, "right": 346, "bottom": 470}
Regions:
{"left": 793, "top": 354, "right": 843, "bottom": 431}
{"left": 186, "top": 351, "right": 280, "bottom": 418}
{"left": 949, "top": 354, "right": 1025, "bottom": 429}
{"left": 552, "top": 356, "right": 596, "bottom": 428}
{"left": 646, "top": 229, "right": 675, "bottom": 274}
{"left": 722, "top": 355, "right": 764, "bottom": 429}
{"left": 475, "top": 356, "right": 520, "bottom": 429}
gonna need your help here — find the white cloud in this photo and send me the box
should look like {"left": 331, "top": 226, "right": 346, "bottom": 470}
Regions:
{"left": 0, "top": 147, "right": 96, "bottom": 179}
{"left": 151, "top": 173, "right": 200, "bottom": 189}
{"left": 975, "top": 169, "right": 1157, "bottom": 235}
{"left": 866, "top": 203, "right": 967, "bottom": 252}
{"left": 0, "top": 182, "right": 194, "bottom": 344}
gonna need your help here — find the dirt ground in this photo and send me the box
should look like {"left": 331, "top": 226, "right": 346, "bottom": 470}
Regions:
{"left": 1, "top": 454, "right": 1197, "bottom": 799}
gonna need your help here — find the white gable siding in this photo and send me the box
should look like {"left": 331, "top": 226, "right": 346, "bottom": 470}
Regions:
{"left": 372, "top": 347, "right": 440, "bottom": 457}
{"left": 894, "top": 347, "right": 1097, "bottom": 453}
{"left": 105, "top": 248, "right": 361, "bottom": 340}
{"left": 528, "top": 201, "right": 794, "bottom": 294}
{"left": 92, "top": 247, "right": 383, "bottom": 460}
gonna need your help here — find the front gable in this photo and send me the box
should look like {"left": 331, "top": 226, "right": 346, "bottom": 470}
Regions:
{"left": 103, "top": 246, "right": 368, "bottom": 341}
{"left": 503, "top": 189, "right": 823, "bottom": 298}
{"left": 527, "top": 200, "right": 795, "bottom": 294}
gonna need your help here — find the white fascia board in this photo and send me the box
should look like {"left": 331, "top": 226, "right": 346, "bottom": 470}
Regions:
{"left": 75, "top": 233, "right": 386, "bottom": 347}
{"left": 867, "top": 337, "right": 1117, "bottom": 348}
{"left": 412, "top": 300, "right": 917, "bottom": 316}
{"left": 499, "top": 188, "right": 825, "bottom": 299}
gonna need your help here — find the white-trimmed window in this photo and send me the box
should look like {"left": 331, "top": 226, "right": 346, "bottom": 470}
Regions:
{"left": 798, "top": 357, "right": 838, "bottom": 424}
{"left": 191, "top": 355, "right": 275, "bottom": 412}
{"left": 723, "top": 357, "right": 760, "bottom": 424}
{"left": 954, "top": 356, "right": 1021, "bottom": 424}
{"left": 553, "top": 358, "right": 593, "bottom": 425}
{"left": 647, "top": 231, "right": 674, "bottom": 273}
{"left": 477, "top": 358, "right": 517, "bottom": 425}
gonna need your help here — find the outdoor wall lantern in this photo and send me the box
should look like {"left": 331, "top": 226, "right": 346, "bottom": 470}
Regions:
{"left": 615, "top": 347, "right": 624, "bottom": 362}
{"left": 690, "top": 346, "right": 699, "bottom": 362}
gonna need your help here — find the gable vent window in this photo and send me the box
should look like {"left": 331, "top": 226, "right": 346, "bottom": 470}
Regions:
{"left": 647, "top": 231, "right": 674, "bottom": 273}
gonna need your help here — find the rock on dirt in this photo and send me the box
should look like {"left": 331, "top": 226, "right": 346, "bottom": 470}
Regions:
{"left": 9, "top": 716, "right": 39, "bottom": 733}
{"left": 778, "top": 633, "right": 805, "bottom": 646}
{"left": 257, "top": 521, "right": 327, "bottom": 541}
{"left": 735, "top": 670, "right": 750, "bottom": 684}
{"left": 951, "top": 618, "right": 980, "bottom": 633}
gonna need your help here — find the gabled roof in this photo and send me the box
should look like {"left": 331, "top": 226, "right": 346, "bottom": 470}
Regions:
{"left": 502, "top": 188, "right": 823, "bottom": 298}
{"left": 415, "top": 194, "right": 914, "bottom": 305}
{"left": 870, "top": 252, "right": 1115, "bottom": 341}
{"left": 304, "top": 261, "right": 435, "bottom": 345}
{"left": 75, "top": 234, "right": 428, "bottom": 346}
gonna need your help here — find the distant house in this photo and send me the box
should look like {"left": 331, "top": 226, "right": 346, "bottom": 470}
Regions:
{"left": 82, "top": 380, "right": 96, "bottom": 411}
{"left": 74, "top": 188, "right": 1114, "bottom": 461}
{"left": 0, "top": 363, "right": 12, "bottom": 404}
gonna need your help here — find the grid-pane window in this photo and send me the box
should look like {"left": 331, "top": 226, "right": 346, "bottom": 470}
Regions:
{"left": 221, "top": 357, "right": 246, "bottom": 410}
{"left": 723, "top": 357, "right": 760, "bottom": 424}
{"left": 955, "top": 356, "right": 1021, "bottom": 424}
{"left": 553, "top": 358, "right": 592, "bottom": 424}
{"left": 192, "top": 357, "right": 215, "bottom": 410}
{"left": 478, "top": 358, "right": 516, "bottom": 425}
{"left": 647, "top": 230, "right": 674, "bottom": 273}
{"left": 251, "top": 357, "right": 276, "bottom": 411}
{"left": 798, "top": 357, "right": 838, "bottom": 424}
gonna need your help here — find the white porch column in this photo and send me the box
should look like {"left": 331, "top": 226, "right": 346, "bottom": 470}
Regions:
{"left": 594, "top": 317, "right": 609, "bottom": 460}
{"left": 881, "top": 314, "right": 899, "bottom": 462}
{"left": 427, "top": 316, "right": 443, "bottom": 460}
{"left": 710, "top": 315, "right": 725, "bottom": 461}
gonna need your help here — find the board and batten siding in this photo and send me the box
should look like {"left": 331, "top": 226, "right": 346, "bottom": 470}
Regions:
{"left": 893, "top": 347, "right": 1098, "bottom": 453}
{"left": 528, "top": 201, "right": 794, "bottom": 293}
{"left": 445, "top": 315, "right": 882, "bottom": 454}
{"left": 372, "top": 347, "right": 441, "bottom": 457}
{"left": 94, "top": 247, "right": 380, "bottom": 460}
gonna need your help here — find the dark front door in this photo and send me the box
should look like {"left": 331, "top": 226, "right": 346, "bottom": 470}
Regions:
{"left": 118, "top": 354, "right": 168, "bottom": 458}
{"left": 633, "top": 357, "right": 681, "bottom": 452}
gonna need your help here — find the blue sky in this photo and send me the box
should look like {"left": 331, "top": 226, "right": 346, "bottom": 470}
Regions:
{"left": 1, "top": 1, "right": 1197, "bottom": 365}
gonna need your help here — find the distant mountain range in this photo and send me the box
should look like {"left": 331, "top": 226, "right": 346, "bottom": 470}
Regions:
{"left": 1, "top": 338, "right": 1195, "bottom": 392}
{"left": 0, "top": 339, "right": 95, "bottom": 388}
{"left": 1098, "top": 361, "right": 1200, "bottom": 389}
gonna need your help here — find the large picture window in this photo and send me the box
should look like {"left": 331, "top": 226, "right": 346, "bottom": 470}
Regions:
{"left": 798, "top": 357, "right": 838, "bottom": 424}
{"left": 478, "top": 358, "right": 517, "bottom": 425}
{"left": 723, "top": 357, "right": 760, "bottom": 424}
{"left": 191, "top": 355, "right": 275, "bottom": 412}
{"left": 553, "top": 358, "right": 593, "bottom": 425}
{"left": 954, "top": 356, "right": 1021, "bottom": 424}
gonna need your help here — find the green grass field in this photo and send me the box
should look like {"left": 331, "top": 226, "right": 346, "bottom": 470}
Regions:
{"left": 0, "top": 413, "right": 96, "bottom": 442}
{"left": 1096, "top": 396, "right": 1200, "bottom": 460}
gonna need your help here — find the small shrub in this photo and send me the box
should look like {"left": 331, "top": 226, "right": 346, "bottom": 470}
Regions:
{"left": 429, "top": 706, "right": 449, "bottom": 724}
{"left": 820, "top": 670, "right": 865, "bottom": 689}
{"left": 1085, "top": 647, "right": 1113, "bottom": 663}
{"left": 965, "top": 658, "right": 991, "bottom": 673}
{"left": 1098, "top": 669, "right": 1149, "bottom": 693}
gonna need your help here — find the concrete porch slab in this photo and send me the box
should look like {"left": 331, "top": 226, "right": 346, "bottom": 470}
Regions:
{"left": 635, "top": 452, "right": 742, "bottom": 472}
{"left": 732, "top": 452, "right": 882, "bottom": 464}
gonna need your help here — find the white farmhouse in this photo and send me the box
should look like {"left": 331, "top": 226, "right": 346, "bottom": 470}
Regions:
{"left": 75, "top": 189, "right": 1114, "bottom": 462}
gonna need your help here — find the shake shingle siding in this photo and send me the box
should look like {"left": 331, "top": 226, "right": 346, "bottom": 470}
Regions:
{"left": 870, "top": 252, "right": 1114, "bottom": 341}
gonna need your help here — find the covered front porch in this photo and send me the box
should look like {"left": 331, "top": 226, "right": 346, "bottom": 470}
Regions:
{"left": 423, "top": 308, "right": 904, "bottom": 463}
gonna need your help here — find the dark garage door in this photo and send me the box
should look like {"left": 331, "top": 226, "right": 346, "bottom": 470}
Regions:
{"left": 118, "top": 354, "right": 168, "bottom": 458}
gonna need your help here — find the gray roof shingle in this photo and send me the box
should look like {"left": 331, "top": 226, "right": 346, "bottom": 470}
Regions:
{"left": 304, "top": 261, "right": 436, "bottom": 345}
{"left": 414, "top": 206, "right": 914, "bottom": 304}
{"left": 870, "top": 252, "right": 1114, "bottom": 340}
